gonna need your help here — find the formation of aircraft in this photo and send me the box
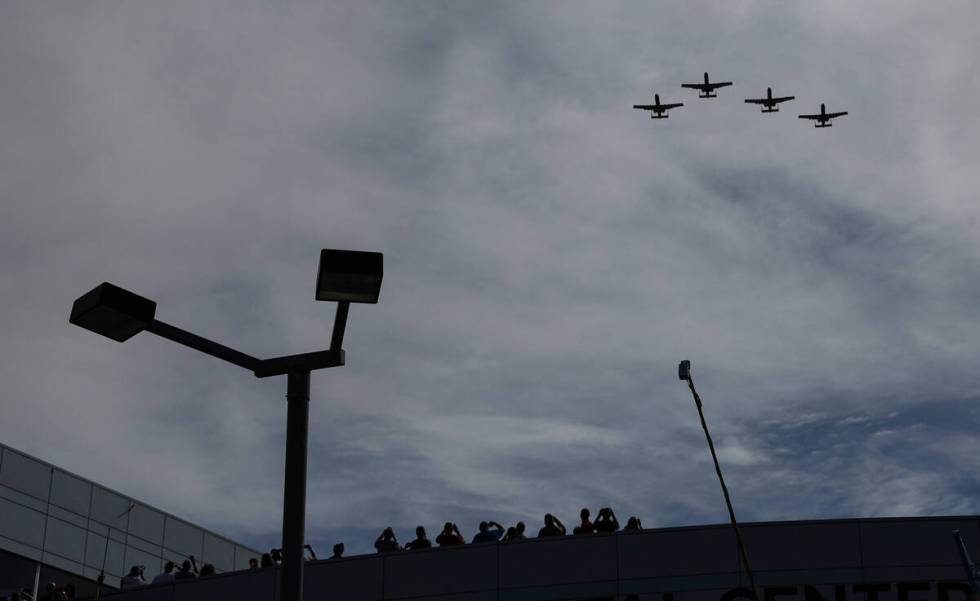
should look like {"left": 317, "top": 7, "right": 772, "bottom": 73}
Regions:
{"left": 634, "top": 72, "right": 847, "bottom": 128}
{"left": 632, "top": 94, "right": 684, "bottom": 119}
{"left": 798, "top": 103, "right": 849, "bottom": 128}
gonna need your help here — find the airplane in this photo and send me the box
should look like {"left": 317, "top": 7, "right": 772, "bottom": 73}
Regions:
{"left": 633, "top": 93, "right": 683, "bottom": 119}
{"left": 798, "top": 103, "right": 848, "bottom": 128}
{"left": 744, "top": 87, "right": 795, "bottom": 113}
{"left": 681, "top": 72, "right": 733, "bottom": 98}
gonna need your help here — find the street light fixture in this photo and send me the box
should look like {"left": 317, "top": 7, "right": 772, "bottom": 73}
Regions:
{"left": 69, "top": 249, "right": 383, "bottom": 601}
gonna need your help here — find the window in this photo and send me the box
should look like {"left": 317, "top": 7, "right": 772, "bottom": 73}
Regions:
{"left": 0, "top": 496, "right": 46, "bottom": 548}
{"left": 50, "top": 470, "right": 92, "bottom": 516}
{"left": 0, "top": 449, "right": 52, "bottom": 500}
{"left": 44, "top": 516, "right": 87, "bottom": 563}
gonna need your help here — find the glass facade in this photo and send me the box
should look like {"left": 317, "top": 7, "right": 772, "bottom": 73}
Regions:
{"left": 0, "top": 442, "right": 261, "bottom": 590}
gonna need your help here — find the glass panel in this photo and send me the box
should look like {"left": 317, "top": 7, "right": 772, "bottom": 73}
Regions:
{"left": 87, "top": 520, "right": 108, "bottom": 536}
{"left": 90, "top": 486, "right": 133, "bottom": 529}
{"left": 48, "top": 505, "right": 88, "bottom": 529}
{"left": 163, "top": 517, "right": 203, "bottom": 559}
{"left": 0, "top": 482, "right": 48, "bottom": 512}
{"left": 0, "top": 449, "right": 52, "bottom": 500}
{"left": 84, "top": 533, "right": 126, "bottom": 577}
{"left": 128, "top": 504, "right": 165, "bottom": 545}
{"left": 123, "top": 544, "right": 162, "bottom": 578}
{"left": 0, "top": 496, "right": 46, "bottom": 548}
{"left": 202, "top": 533, "right": 235, "bottom": 572}
{"left": 127, "top": 531, "right": 163, "bottom": 556}
{"left": 0, "top": 533, "right": 43, "bottom": 560}
{"left": 44, "top": 516, "right": 87, "bottom": 563}
{"left": 49, "top": 469, "right": 92, "bottom": 516}
{"left": 41, "top": 551, "right": 84, "bottom": 577}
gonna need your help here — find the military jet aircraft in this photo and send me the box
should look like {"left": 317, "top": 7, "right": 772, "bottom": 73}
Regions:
{"left": 798, "top": 103, "right": 848, "bottom": 128}
{"left": 744, "top": 87, "right": 795, "bottom": 113}
{"left": 633, "top": 94, "right": 684, "bottom": 119}
{"left": 681, "top": 72, "right": 733, "bottom": 98}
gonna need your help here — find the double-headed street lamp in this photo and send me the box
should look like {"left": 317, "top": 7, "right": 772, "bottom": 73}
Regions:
{"left": 69, "top": 249, "right": 383, "bottom": 601}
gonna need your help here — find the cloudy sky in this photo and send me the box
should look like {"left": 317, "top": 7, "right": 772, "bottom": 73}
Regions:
{"left": 3, "top": 1, "right": 980, "bottom": 556}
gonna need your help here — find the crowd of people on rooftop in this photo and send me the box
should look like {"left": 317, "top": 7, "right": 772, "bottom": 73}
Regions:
{"left": 363, "top": 507, "right": 642, "bottom": 554}
{"left": 6, "top": 507, "right": 642, "bottom": 599}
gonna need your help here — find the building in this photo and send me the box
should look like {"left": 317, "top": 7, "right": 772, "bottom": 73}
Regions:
{"left": 92, "top": 516, "right": 978, "bottom": 601}
{"left": 0, "top": 441, "right": 261, "bottom": 599}
{"left": 3, "top": 440, "right": 978, "bottom": 601}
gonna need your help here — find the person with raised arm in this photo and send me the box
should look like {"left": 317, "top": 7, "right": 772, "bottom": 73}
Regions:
{"left": 374, "top": 527, "right": 401, "bottom": 553}
{"left": 537, "top": 513, "right": 566, "bottom": 537}
{"left": 436, "top": 522, "right": 465, "bottom": 546}
{"left": 594, "top": 507, "right": 620, "bottom": 533}
{"left": 472, "top": 520, "right": 505, "bottom": 543}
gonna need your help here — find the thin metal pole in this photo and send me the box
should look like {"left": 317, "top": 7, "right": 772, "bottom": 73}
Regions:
{"left": 281, "top": 369, "right": 311, "bottom": 601}
{"left": 686, "top": 376, "right": 758, "bottom": 598}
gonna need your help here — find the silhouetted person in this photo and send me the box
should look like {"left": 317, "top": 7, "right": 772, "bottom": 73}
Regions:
{"left": 120, "top": 565, "right": 146, "bottom": 588}
{"left": 153, "top": 561, "right": 176, "bottom": 583}
{"left": 62, "top": 584, "right": 75, "bottom": 600}
{"left": 270, "top": 548, "right": 283, "bottom": 565}
{"left": 199, "top": 563, "right": 216, "bottom": 577}
{"left": 624, "top": 516, "right": 643, "bottom": 531}
{"left": 260, "top": 553, "right": 274, "bottom": 567}
{"left": 594, "top": 507, "right": 619, "bottom": 533}
{"left": 331, "top": 543, "right": 344, "bottom": 559}
{"left": 502, "top": 526, "right": 517, "bottom": 541}
{"left": 472, "top": 520, "right": 505, "bottom": 543}
{"left": 40, "top": 582, "right": 62, "bottom": 601}
{"left": 436, "top": 522, "right": 465, "bottom": 546}
{"left": 375, "top": 526, "right": 401, "bottom": 553}
{"left": 13, "top": 589, "right": 36, "bottom": 601}
{"left": 175, "top": 558, "right": 197, "bottom": 580}
{"left": 406, "top": 525, "right": 433, "bottom": 550}
{"left": 573, "top": 508, "right": 594, "bottom": 535}
{"left": 248, "top": 557, "right": 259, "bottom": 570}
{"left": 538, "top": 513, "right": 566, "bottom": 537}
{"left": 305, "top": 544, "right": 318, "bottom": 561}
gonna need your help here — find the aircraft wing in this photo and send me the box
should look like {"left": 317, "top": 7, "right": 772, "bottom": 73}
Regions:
{"left": 661, "top": 103, "right": 683, "bottom": 110}
{"left": 681, "top": 83, "right": 707, "bottom": 91}
{"left": 744, "top": 98, "right": 766, "bottom": 104}
{"left": 798, "top": 114, "right": 821, "bottom": 120}
{"left": 633, "top": 105, "right": 656, "bottom": 110}
{"left": 773, "top": 96, "right": 795, "bottom": 103}
{"left": 706, "top": 82, "right": 732, "bottom": 90}
{"left": 827, "top": 111, "right": 848, "bottom": 119}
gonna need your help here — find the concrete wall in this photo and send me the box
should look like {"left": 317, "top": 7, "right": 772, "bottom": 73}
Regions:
{"left": 94, "top": 516, "right": 980, "bottom": 601}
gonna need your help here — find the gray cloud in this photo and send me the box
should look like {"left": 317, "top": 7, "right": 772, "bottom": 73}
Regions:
{"left": 2, "top": 1, "right": 980, "bottom": 556}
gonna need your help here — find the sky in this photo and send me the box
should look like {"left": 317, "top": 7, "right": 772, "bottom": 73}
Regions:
{"left": 2, "top": 1, "right": 980, "bottom": 557}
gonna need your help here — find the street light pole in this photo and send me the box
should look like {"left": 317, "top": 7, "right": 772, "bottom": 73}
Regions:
{"left": 69, "top": 250, "right": 382, "bottom": 601}
{"left": 281, "top": 368, "right": 310, "bottom": 601}
{"left": 678, "top": 360, "right": 758, "bottom": 599}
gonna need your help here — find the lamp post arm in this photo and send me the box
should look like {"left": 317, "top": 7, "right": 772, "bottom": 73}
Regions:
{"left": 329, "top": 301, "right": 350, "bottom": 351}
{"left": 146, "top": 320, "right": 262, "bottom": 372}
